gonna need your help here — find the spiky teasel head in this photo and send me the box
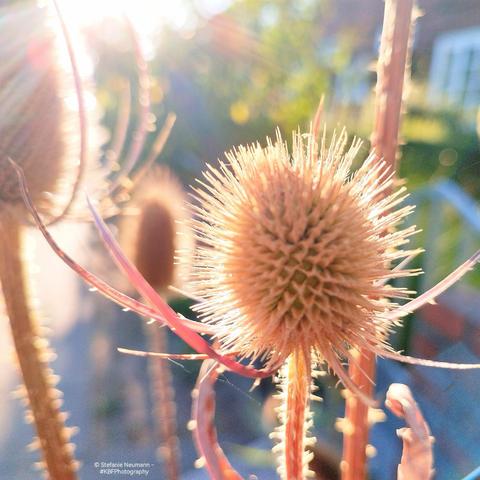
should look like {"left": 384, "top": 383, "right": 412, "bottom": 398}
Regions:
{"left": 120, "top": 166, "right": 192, "bottom": 295}
{"left": 190, "top": 127, "right": 418, "bottom": 368}
{"left": 0, "top": 2, "right": 97, "bottom": 218}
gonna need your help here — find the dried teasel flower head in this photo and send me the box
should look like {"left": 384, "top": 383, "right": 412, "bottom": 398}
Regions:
{"left": 119, "top": 166, "right": 189, "bottom": 479}
{"left": 189, "top": 128, "right": 418, "bottom": 368}
{"left": 0, "top": 2, "right": 98, "bottom": 218}
{"left": 120, "top": 166, "right": 192, "bottom": 294}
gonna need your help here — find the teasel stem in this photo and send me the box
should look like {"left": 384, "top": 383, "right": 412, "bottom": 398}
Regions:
{"left": 0, "top": 215, "right": 77, "bottom": 479}
{"left": 107, "top": 18, "right": 151, "bottom": 198}
{"left": 147, "top": 324, "right": 180, "bottom": 480}
{"left": 341, "top": 1, "right": 415, "bottom": 479}
{"left": 371, "top": 0, "right": 416, "bottom": 173}
{"left": 48, "top": 0, "right": 88, "bottom": 226}
{"left": 191, "top": 359, "right": 243, "bottom": 479}
{"left": 340, "top": 349, "right": 376, "bottom": 480}
{"left": 104, "top": 81, "right": 131, "bottom": 173}
{"left": 278, "top": 348, "right": 313, "bottom": 480}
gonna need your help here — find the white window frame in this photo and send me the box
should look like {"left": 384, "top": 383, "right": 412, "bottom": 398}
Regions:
{"left": 428, "top": 26, "right": 480, "bottom": 112}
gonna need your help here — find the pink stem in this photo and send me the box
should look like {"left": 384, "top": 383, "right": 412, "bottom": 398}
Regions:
{"left": 107, "top": 18, "right": 151, "bottom": 197}
{"left": 104, "top": 81, "right": 131, "bottom": 172}
{"left": 118, "top": 348, "right": 209, "bottom": 361}
{"left": 370, "top": 0, "right": 415, "bottom": 173}
{"left": 48, "top": 0, "right": 88, "bottom": 225}
{"left": 371, "top": 346, "right": 480, "bottom": 369}
{"left": 191, "top": 360, "right": 243, "bottom": 480}
{"left": 283, "top": 349, "right": 311, "bottom": 479}
{"left": 341, "top": 350, "right": 377, "bottom": 480}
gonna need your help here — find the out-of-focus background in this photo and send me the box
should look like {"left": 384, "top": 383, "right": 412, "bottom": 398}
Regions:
{"left": 0, "top": 0, "right": 479, "bottom": 478}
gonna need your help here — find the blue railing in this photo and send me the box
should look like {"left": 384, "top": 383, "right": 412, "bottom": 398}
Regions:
{"left": 405, "top": 179, "right": 480, "bottom": 291}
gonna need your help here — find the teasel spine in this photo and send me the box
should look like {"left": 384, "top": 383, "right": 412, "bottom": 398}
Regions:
{"left": 0, "top": 215, "right": 78, "bottom": 479}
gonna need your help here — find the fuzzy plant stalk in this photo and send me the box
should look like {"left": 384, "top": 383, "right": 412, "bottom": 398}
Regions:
{"left": 0, "top": 2, "right": 89, "bottom": 477}
{"left": 274, "top": 348, "right": 314, "bottom": 478}
{"left": 341, "top": 1, "right": 415, "bottom": 479}
{"left": 0, "top": 218, "right": 77, "bottom": 478}
{"left": 120, "top": 168, "right": 190, "bottom": 480}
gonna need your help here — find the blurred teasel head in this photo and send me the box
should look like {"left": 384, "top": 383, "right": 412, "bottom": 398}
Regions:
{"left": 0, "top": 1, "right": 97, "bottom": 219}
{"left": 189, "top": 128, "right": 417, "bottom": 372}
{"left": 120, "top": 166, "right": 192, "bottom": 295}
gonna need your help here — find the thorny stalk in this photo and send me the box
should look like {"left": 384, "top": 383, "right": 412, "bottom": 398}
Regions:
{"left": 0, "top": 216, "right": 78, "bottom": 479}
{"left": 0, "top": 1, "right": 86, "bottom": 476}
{"left": 148, "top": 325, "right": 180, "bottom": 480}
{"left": 341, "top": 1, "right": 415, "bottom": 479}
{"left": 275, "top": 349, "right": 314, "bottom": 479}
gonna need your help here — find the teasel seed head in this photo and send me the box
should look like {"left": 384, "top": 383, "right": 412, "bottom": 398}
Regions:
{"left": 0, "top": 2, "right": 98, "bottom": 218}
{"left": 190, "top": 128, "right": 417, "bottom": 367}
{"left": 120, "top": 166, "right": 192, "bottom": 294}
{"left": 119, "top": 167, "right": 189, "bottom": 480}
